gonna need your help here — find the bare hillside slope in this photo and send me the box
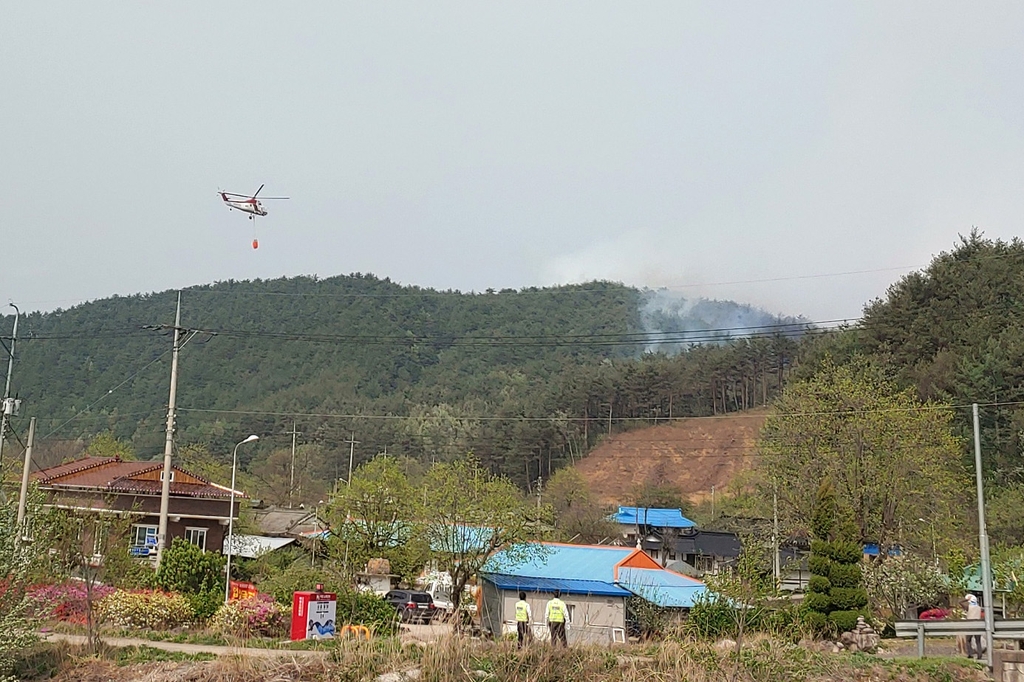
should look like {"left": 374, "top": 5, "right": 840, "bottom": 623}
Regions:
{"left": 576, "top": 410, "right": 767, "bottom": 506}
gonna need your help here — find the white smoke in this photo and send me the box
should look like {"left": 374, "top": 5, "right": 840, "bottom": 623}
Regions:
{"left": 639, "top": 288, "right": 809, "bottom": 355}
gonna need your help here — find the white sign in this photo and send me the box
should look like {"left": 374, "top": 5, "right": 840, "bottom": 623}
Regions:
{"left": 306, "top": 595, "right": 337, "bottom": 639}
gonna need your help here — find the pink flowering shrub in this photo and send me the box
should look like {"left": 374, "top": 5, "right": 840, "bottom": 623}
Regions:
{"left": 95, "top": 589, "right": 194, "bottom": 630}
{"left": 27, "top": 582, "right": 116, "bottom": 624}
{"left": 210, "top": 594, "right": 288, "bottom": 638}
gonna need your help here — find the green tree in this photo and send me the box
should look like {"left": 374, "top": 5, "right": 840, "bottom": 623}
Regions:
{"left": 803, "top": 481, "right": 868, "bottom": 634}
{"left": 759, "top": 358, "right": 969, "bottom": 554}
{"left": 862, "top": 554, "right": 949, "bottom": 620}
{"left": 542, "top": 467, "right": 615, "bottom": 543}
{"left": 86, "top": 432, "right": 135, "bottom": 460}
{"left": 419, "top": 458, "right": 540, "bottom": 618}
{"left": 329, "top": 456, "right": 428, "bottom": 582}
{"left": 0, "top": 493, "right": 50, "bottom": 681}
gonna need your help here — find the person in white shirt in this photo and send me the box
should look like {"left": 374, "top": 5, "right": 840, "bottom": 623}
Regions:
{"left": 963, "top": 594, "right": 983, "bottom": 659}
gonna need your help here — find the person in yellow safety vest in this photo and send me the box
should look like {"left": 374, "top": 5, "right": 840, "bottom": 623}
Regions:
{"left": 545, "top": 590, "right": 568, "bottom": 646}
{"left": 514, "top": 591, "right": 532, "bottom": 648}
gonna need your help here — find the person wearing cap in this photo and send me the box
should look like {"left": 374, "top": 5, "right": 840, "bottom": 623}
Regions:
{"left": 514, "top": 592, "right": 532, "bottom": 648}
{"left": 962, "top": 594, "right": 983, "bottom": 659}
{"left": 545, "top": 590, "right": 569, "bottom": 646}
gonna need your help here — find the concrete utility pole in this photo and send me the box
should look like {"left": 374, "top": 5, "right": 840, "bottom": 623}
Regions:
{"left": 156, "top": 293, "right": 183, "bottom": 568}
{"left": 772, "top": 480, "right": 781, "bottom": 588}
{"left": 343, "top": 433, "right": 359, "bottom": 488}
{"left": 286, "top": 421, "right": 301, "bottom": 508}
{"left": 973, "top": 403, "right": 995, "bottom": 670}
{"left": 16, "top": 416, "right": 35, "bottom": 533}
{"left": 0, "top": 303, "right": 20, "bottom": 479}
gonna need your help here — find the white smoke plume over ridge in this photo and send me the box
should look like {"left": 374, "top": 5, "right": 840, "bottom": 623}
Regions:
{"left": 639, "top": 288, "right": 810, "bottom": 355}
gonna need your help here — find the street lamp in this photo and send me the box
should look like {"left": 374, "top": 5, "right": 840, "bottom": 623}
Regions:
{"left": 225, "top": 434, "right": 259, "bottom": 604}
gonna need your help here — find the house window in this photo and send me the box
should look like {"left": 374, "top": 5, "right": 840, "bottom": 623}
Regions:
{"left": 131, "top": 524, "right": 158, "bottom": 548}
{"left": 566, "top": 604, "right": 575, "bottom": 624}
{"left": 184, "top": 527, "right": 207, "bottom": 551}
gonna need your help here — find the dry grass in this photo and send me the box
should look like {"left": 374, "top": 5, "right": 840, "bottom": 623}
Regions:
{"left": 18, "top": 635, "right": 988, "bottom": 682}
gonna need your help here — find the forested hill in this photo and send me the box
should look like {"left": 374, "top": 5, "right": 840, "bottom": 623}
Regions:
{"left": 2, "top": 274, "right": 802, "bottom": 494}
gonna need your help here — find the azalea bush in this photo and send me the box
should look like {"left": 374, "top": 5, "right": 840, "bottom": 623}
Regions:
{"left": 95, "top": 589, "right": 194, "bottom": 630}
{"left": 26, "top": 582, "right": 116, "bottom": 624}
{"left": 210, "top": 594, "right": 288, "bottom": 638}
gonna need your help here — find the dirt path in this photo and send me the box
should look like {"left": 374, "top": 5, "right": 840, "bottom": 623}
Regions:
{"left": 42, "top": 632, "right": 329, "bottom": 659}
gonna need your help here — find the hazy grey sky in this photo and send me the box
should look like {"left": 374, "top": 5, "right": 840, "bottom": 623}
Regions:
{"left": 3, "top": 3, "right": 1023, "bottom": 321}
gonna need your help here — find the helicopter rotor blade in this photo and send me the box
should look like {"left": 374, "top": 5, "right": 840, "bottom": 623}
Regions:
{"left": 253, "top": 184, "right": 265, "bottom": 198}
{"left": 257, "top": 196, "right": 290, "bottom": 200}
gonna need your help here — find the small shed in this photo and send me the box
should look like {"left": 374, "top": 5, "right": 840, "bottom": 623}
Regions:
{"left": 480, "top": 542, "right": 706, "bottom": 645}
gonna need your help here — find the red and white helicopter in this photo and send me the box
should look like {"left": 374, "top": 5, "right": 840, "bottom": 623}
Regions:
{"left": 219, "top": 184, "right": 289, "bottom": 249}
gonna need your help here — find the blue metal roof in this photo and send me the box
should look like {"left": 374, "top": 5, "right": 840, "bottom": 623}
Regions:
{"left": 618, "top": 567, "right": 706, "bottom": 608}
{"left": 482, "top": 543, "right": 708, "bottom": 608}
{"left": 610, "top": 507, "right": 696, "bottom": 529}
{"left": 484, "top": 574, "right": 632, "bottom": 598}
{"left": 484, "top": 543, "right": 634, "bottom": 582}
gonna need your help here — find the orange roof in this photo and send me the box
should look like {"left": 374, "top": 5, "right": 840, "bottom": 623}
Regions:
{"left": 33, "top": 456, "right": 243, "bottom": 499}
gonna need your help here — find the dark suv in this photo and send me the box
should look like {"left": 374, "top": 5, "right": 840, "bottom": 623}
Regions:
{"left": 385, "top": 590, "right": 437, "bottom": 623}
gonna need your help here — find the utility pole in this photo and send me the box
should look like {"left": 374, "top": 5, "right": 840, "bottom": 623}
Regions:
{"left": 0, "top": 303, "right": 20, "bottom": 480}
{"left": 156, "top": 293, "right": 183, "bottom": 569}
{"left": 711, "top": 485, "right": 715, "bottom": 520}
{"left": 536, "top": 475, "right": 543, "bottom": 513}
{"left": 286, "top": 421, "right": 301, "bottom": 508}
{"left": 343, "top": 433, "right": 359, "bottom": 488}
{"left": 16, "top": 416, "right": 35, "bottom": 533}
{"left": 973, "top": 403, "right": 995, "bottom": 670}
{"left": 772, "top": 480, "right": 780, "bottom": 588}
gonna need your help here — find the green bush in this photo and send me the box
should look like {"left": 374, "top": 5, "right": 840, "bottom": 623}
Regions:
{"left": 829, "top": 541, "right": 863, "bottom": 565}
{"left": 827, "top": 610, "right": 864, "bottom": 634}
{"left": 807, "top": 555, "right": 831, "bottom": 577}
{"left": 187, "top": 590, "right": 224, "bottom": 621}
{"left": 334, "top": 590, "right": 399, "bottom": 636}
{"left": 807, "top": 575, "right": 831, "bottom": 594}
{"left": 828, "top": 562, "right": 862, "bottom": 588}
{"left": 829, "top": 587, "right": 868, "bottom": 611}
{"left": 156, "top": 539, "right": 225, "bottom": 600}
{"left": 801, "top": 610, "right": 828, "bottom": 634}
{"left": 96, "top": 589, "right": 194, "bottom": 629}
{"left": 802, "top": 592, "right": 831, "bottom": 614}
{"left": 257, "top": 561, "right": 347, "bottom": 606}
{"left": 683, "top": 594, "right": 734, "bottom": 639}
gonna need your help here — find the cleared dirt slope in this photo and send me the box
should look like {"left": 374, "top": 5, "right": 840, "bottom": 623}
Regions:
{"left": 575, "top": 410, "right": 767, "bottom": 506}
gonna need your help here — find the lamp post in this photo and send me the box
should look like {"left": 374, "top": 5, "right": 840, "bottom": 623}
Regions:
{"left": 224, "top": 434, "right": 258, "bottom": 604}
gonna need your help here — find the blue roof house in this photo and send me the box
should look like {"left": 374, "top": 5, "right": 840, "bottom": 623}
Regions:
{"left": 609, "top": 506, "right": 700, "bottom": 567}
{"left": 480, "top": 542, "right": 706, "bottom": 645}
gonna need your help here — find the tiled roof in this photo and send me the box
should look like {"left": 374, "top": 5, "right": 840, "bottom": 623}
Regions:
{"left": 32, "top": 456, "right": 241, "bottom": 499}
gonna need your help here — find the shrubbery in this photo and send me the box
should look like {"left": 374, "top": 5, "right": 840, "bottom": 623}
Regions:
{"left": 26, "top": 583, "right": 115, "bottom": 624}
{"left": 210, "top": 594, "right": 288, "bottom": 638}
{"left": 155, "top": 539, "right": 225, "bottom": 620}
{"left": 96, "top": 589, "right": 194, "bottom": 630}
{"left": 257, "top": 561, "right": 347, "bottom": 606}
{"left": 334, "top": 590, "right": 399, "bottom": 636}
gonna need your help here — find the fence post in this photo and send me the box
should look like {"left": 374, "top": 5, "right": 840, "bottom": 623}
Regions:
{"left": 917, "top": 623, "right": 925, "bottom": 659}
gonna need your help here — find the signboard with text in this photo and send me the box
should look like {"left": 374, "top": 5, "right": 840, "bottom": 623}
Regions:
{"left": 290, "top": 591, "right": 337, "bottom": 641}
{"left": 229, "top": 580, "right": 258, "bottom": 602}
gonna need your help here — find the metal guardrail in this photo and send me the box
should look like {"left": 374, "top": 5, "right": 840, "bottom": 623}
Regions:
{"left": 894, "top": 620, "right": 1024, "bottom": 658}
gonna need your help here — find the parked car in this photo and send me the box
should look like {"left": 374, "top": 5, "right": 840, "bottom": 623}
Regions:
{"left": 385, "top": 590, "right": 437, "bottom": 623}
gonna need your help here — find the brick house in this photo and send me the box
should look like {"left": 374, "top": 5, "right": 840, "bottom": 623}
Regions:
{"left": 32, "top": 456, "right": 243, "bottom": 556}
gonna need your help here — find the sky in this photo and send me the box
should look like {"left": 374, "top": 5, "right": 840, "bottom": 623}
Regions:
{"left": 2, "top": 3, "right": 1023, "bottom": 322}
